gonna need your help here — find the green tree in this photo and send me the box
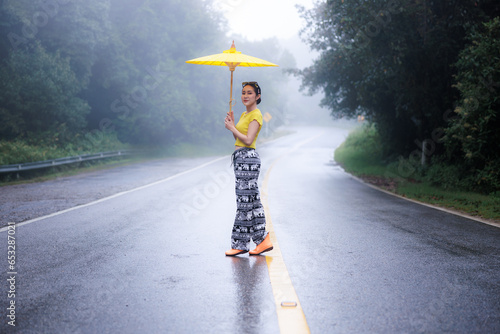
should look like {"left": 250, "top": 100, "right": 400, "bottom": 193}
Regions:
{"left": 0, "top": 0, "right": 295, "bottom": 149}
{"left": 84, "top": 0, "right": 230, "bottom": 145}
{"left": 2, "top": 0, "right": 111, "bottom": 83}
{"left": 298, "top": 0, "right": 486, "bottom": 157}
{"left": 444, "top": 17, "right": 500, "bottom": 192}
{"left": 0, "top": 0, "right": 109, "bottom": 142}
{"left": 0, "top": 43, "right": 90, "bottom": 140}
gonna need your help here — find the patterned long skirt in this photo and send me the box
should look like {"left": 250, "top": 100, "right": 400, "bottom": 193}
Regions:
{"left": 230, "top": 147, "right": 268, "bottom": 251}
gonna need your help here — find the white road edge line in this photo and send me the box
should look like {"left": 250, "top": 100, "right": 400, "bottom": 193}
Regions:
{"left": 1, "top": 156, "right": 227, "bottom": 233}
{"left": 348, "top": 174, "right": 500, "bottom": 229}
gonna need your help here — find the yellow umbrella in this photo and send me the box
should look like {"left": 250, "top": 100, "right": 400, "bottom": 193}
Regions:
{"left": 186, "top": 41, "right": 278, "bottom": 119}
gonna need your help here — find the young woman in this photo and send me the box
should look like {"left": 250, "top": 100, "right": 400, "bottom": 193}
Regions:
{"left": 223, "top": 81, "right": 273, "bottom": 256}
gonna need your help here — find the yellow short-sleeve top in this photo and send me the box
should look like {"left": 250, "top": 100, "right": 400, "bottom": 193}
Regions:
{"left": 234, "top": 108, "right": 263, "bottom": 149}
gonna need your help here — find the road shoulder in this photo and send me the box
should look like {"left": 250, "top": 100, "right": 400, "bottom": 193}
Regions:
{"left": 348, "top": 172, "right": 500, "bottom": 229}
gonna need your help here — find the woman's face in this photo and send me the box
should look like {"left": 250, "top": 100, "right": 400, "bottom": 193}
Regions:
{"left": 241, "top": 85, "right": 260, "bottom": 108}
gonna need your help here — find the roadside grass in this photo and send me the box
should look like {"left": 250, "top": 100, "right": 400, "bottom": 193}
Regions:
{"left": 335, "top": 125, "right": 500, "bottom": 222}
{"left": 0, "top": 132, "right": 133, "bottom": 185}
{"left": 397, "top": 182, "right": 500, "bottom": 220}
{"left": 0, "top": 132, "right": 129, "bottom": 165}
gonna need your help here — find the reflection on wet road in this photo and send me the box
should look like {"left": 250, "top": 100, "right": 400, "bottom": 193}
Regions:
{"left": 1, "top": 126, "right": 499, "bottom": 333}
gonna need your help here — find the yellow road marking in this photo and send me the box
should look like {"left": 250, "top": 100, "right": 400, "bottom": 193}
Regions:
{"left": 260, "top": 132, "right": 324, "bottom": 334}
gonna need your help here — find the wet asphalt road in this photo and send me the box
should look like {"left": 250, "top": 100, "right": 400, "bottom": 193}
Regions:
{"left": 1, "top": 126, "right": 499, "bottom": 333}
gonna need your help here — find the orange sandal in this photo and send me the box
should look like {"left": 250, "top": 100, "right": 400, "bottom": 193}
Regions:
{"left": 225, "top": 249, "right": 248, "bottom": 256}
{"left": 249, "top": 234, "right": 273, "bottom": 255}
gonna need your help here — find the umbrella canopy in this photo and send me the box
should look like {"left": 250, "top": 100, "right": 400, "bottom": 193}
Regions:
{"left": 186, "top": 41, "right": 278, "bottom": 116}
{"left": 186, "top": 41, "right": 278, "bottom": 69}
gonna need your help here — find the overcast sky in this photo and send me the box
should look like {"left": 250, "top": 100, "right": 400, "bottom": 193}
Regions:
{"left": 213, "top": 0, "right": 318, "bottom": 68}
{"left": 214, "top": 0, "right": 317, "bottom": 41}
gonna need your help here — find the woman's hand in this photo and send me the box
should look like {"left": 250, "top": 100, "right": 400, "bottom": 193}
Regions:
{"left": 224, "top": 113, "right": 235, "bottom": 131}
{"left": 226, "top": 111, "right": 234, "bottom": 123}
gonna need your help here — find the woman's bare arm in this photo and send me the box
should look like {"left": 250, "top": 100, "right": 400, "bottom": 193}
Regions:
{"left": 225, "top": 115, "right": 260, "bottom": 146}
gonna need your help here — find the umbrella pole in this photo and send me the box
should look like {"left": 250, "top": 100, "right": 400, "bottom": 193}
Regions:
{"left": 229, "top": 66, "right": 235, "bottom": 121}
{"left": 230, "top": 68, "right": 233, "bottom": 113}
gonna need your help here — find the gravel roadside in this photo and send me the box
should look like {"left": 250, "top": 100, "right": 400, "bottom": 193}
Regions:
{"left": 0, "top": 155, "right": 224, "bottom": 227}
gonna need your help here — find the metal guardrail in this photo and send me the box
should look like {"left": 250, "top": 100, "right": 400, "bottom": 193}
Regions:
{"left": 0, "top": 150, "right": 134, "bottom": 173}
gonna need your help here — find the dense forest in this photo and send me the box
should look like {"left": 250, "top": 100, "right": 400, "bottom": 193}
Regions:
{"left": 298, "top": 0, "right": 500, "bottom": 193}
{"left": 0, "top": 0, "right": 293, "bottom": 162}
